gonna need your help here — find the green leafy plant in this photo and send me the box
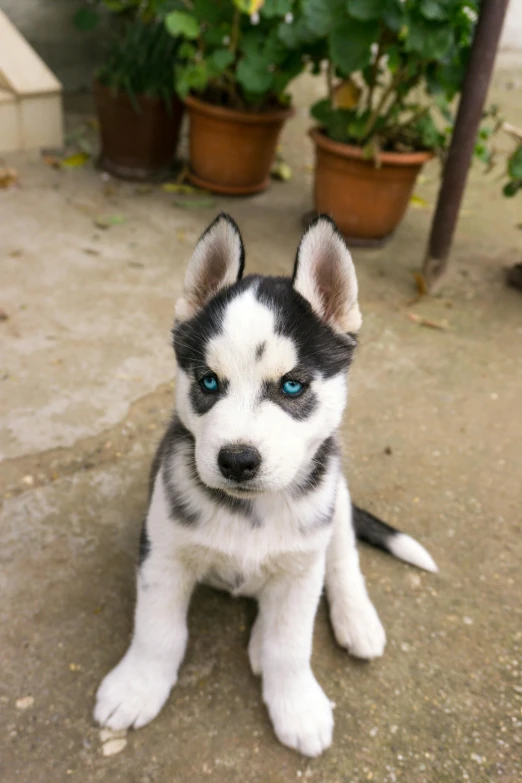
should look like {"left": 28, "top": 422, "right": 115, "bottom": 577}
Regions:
{"left": 73, "top": 1, "right": 180, "bottom": 104}
{"left": 164, "top": 0, "right": 311, "bottom": 111}
{"left": 504, "top": 144, "right": 522, "bottom": 197}
{"left": 288, "top": 0, "right": 481, "bottom": 155}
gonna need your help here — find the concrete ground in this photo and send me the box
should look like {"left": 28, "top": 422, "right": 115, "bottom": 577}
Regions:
{"left": 1, "top": 58, "right": 522, "bottom": 783}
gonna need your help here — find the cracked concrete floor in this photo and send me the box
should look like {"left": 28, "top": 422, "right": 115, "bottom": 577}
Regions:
{"left": 1, "top": 61, "right": 522, "bottom": 783}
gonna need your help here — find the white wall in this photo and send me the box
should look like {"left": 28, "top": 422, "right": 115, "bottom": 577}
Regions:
{"left": 501, "top": 0, "right": 522, "bottom": 49}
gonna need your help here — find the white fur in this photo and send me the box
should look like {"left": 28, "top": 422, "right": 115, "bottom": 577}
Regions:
{"left": 95, "top": 465, "right": 375, "bottom": 756}
{"left": 388, "top": 533, "right": 439, "bottom": 573}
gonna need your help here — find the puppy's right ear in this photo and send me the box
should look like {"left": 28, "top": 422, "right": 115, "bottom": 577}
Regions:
{"left": 175, "top": 213, "right": 245, "bottom": 321}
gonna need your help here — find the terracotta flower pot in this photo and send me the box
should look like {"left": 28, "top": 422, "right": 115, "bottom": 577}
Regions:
{"left": 185, "top": 95, "right": 293, "bottom": 195}
{"left": 93, "top": 80, "right": 184, "bottom": 181}
{"left": 309, "top": 128, "right": 433, "bottom": 243}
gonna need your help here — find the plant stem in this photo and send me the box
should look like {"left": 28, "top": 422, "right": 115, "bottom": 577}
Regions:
{"left": 230, "top": 8, "right": 240, "bottom": 55}
{"left": 366, "top": 33, "right": 383, "bottom": 113}
{"left": 362, "top": 68, "right": 404, "bottom": 142}
{"left": 327, "top": 61, "right": 334, "bottom": 104}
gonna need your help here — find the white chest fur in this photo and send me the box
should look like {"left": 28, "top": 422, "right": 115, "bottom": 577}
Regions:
{"left": 148, "top": 471, "right": 336, "bottom": 598}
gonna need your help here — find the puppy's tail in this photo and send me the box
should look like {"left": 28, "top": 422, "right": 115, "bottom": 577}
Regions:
{"left": 352, "top": 504, "right": 438, "bottom": 573}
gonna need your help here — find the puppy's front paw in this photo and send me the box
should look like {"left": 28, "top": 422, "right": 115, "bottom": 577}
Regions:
{"left": 265, "top": 672, "right": 333, "bottom": 757}
{"left": 94, "top": 653, "right": 175, "bottom": 730}
{"left": 330, "top": 596, "right": 386, "bottom": 660}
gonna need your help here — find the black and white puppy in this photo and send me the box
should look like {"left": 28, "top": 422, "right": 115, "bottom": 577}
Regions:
{"left": 94, "top": 214, "right": 437, "bottom": 757}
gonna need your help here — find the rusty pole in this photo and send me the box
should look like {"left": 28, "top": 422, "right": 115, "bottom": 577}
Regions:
{"left": 422, "top": 0, "right": 510, "bottom": 291}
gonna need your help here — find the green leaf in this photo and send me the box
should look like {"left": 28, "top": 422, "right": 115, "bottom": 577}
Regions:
{"left": 277, "top": 17, "right": 317, "bottom": 48}
{"left": 104, "top": 0, "right": 126, "bottom": 11}
{"left": 311, "top": 98, "right": 334, "bottom": 125}
{"left": 474, "top": 142, "right": 491, "bottom": 164}
{"left": 420, "top": 0, "right": 448, "bottom": 21}
{"left": 508, "top": 146, "right": 522, "bottom": 180}
{"left": 165, "top": 11, "right": 199, "bottom": 40}
{"left": 178, "top": 42, "right": 197, "bottom": 60}
{"left": 406, "top": 23, "right": 453, "bottom": 60}
{"left": 94, "top": 214, "right": 126, "bottom": 229}
{"left": 346, "top": 0, "right": 383, "bottom": 21}
{"left": 503, "top": 180, "right": 521, "bottom": 198}
{"left": 209, "top": 48, "right": 235, "bottom": 73}
{"left": 329, "top": 20, "right": 378, "bottom": 75}
{"left": 73, "top": 8, "right": 99, "bottom": 32}
{"left": 303, "top": 0, "right": 344, "bottom": 36}
{"left": 237, "top": 57, "right": 273, "bottom": 95}
{"left": 263, "top": 0, "right": 293, "bottom": 17}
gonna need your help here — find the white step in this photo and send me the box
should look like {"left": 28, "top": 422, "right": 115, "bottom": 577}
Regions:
{"left": 0, "top": 9, "right": 63, "bottom": 153}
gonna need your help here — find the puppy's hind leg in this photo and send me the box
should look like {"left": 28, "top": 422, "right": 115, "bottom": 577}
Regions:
{"left": 325, "top": 477, "right": 386, "bottom": 660}
{"left": 94, "top": 476, "right": 197, "bottom": 730}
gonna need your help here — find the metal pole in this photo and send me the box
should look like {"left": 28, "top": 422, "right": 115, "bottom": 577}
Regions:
{"left": 422, "top": 0, "right": 510, "bottom": 291}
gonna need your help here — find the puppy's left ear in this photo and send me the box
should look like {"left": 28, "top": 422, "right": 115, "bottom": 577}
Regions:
{"left": 176, "top": 213, "right": 245, "bottom": 321}
{"left": 292, "top": 215, "right": 362, "bottom": 334}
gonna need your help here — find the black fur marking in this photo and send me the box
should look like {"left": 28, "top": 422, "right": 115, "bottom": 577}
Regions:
{"left": 163, "top": 416, "right": 257, "bottom": 523}
{"left": 138, "top": 519, "right": 151, "bottom": 566}
{"left": 293, "top": 437, "right": 337, "bottom": 496}
{"left": 262, "top": 380, "right": 317, "bottom": 421}
{"left": 189, "top": 377, "right": 229, "bottom": 416}
{"left": 255, "top": 341, "right": 266, "bottom": 361}
{"left": 352, "top": 504, "right": 399, "bottom": 553}
{"left": 255, "top": 276, "right": 356, "bottom": 379}
{"left": 173, "top": 275, "right": 355, "bottom": 381}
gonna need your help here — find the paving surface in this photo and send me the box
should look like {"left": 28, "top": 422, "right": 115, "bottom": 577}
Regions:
{"left": 1, "top": 62, "right": 522, "bottom": 783}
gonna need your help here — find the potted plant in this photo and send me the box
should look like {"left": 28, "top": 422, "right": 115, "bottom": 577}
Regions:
{"left": 164, "top": 0, "right": 308, "bottom": 194}
{"left": 74, "top": 1, "right": 183, "bottom": 181}
{"left": 293, "top": 0, "right": 480, "bottom": 243}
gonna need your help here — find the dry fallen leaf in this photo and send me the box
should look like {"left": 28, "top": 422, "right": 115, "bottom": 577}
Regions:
{"left": 42, "top": 154, "right": 62, "bottom": 169}
{"left": 270, "top": 161, "right": 292, "bottom": 181}
{"left": 61, "top": 152, "right": 90, "bottom": 168}
{"left": 94, "top": 214, "right": 126, "bottom": 229}
{"left": 162, "top": 182, "right": 201, "bottom": 194}
{"left": 0, "top": 166, "right": 18, "bottom": 188}
{"left": 407, "top": 312, "right": 448, "bottom": 330}
{"left": 0, "top": 308, "right": 9, "bottom": 321}
{"left": 334, "top": 79, "right": 362, "bottom": 110}
{"left": 414, "top": 272, "right": 428, "bottom": 296}
{"left": 410, "top": 194, "right": 430, "bottom": 209}
{"left": 68, "top": 663, "right": 81, "bottom": 671}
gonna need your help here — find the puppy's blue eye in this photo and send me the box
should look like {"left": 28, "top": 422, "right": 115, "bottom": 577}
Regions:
{"left": 282, "top": 380, "right": 303, "bottom": 396}
{"left": 200, "top": 374, "right": 219, "bottom": 392}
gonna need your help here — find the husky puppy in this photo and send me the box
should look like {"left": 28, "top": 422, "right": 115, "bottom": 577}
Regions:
{"left": 94, "top": 214, "right": 437, "bottom": 757}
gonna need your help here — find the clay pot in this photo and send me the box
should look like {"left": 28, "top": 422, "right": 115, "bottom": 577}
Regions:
{"left": 309, "top": 128, "right": 433, "bottom": 243}
{"left": 185, "top": 95, "right": 293, "bottom": 195}
{"left": 93, "top": 80, "right": 184, "bottom": 181}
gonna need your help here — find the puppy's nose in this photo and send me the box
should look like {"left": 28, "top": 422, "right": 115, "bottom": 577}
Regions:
{"left": 218, "top": 445, "right": 261, "bottom": 483}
